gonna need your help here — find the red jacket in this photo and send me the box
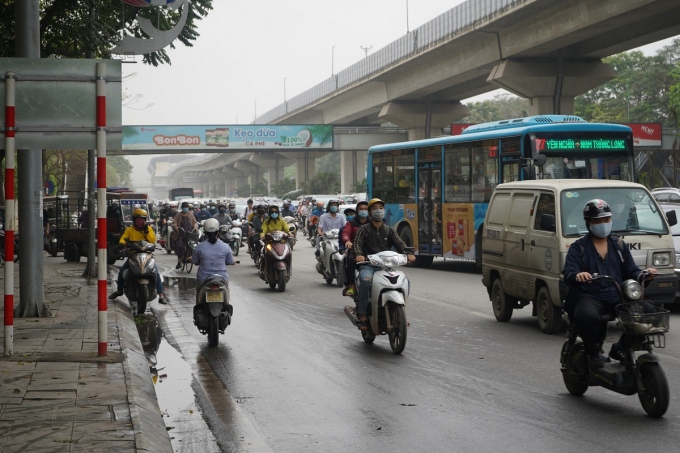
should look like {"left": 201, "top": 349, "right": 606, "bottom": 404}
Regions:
{"left": 341, "top": 218, "right": 368, "bottom": 244}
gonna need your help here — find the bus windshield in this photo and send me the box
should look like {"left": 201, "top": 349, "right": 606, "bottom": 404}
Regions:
{"left": 560, "top": 187, "right": 668, "bottom": 237}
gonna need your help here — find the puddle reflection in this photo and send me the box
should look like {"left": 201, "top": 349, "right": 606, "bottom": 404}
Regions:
{"left": 165, "top": 275, "right": 197, "bottom": 291}
{"left": 135, "top": 313, "right": 162, "bottom": 367}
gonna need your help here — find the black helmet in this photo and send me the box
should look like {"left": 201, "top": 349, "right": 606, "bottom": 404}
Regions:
{"left": 228, "top": 202, "right": 236, "bottom": 209}
{"left": 268, "top": 204, "right": 279, "bottom": 213}
{"left": 583, "top": 199, "right": 612, "bottom": 220}
{"left": 256, "top": 204, "right": 266, "bottom": 211}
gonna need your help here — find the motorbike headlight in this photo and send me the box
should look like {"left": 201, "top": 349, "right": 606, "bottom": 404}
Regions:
{"left": 622, "top": 279, "right": 643, "bottom": 301}
{"left": 383, "top": 256, "right": 399, "bottom": 268}
{"left": 147, "top": 258, "right": 156, "bottom": 269}
{"left": 266, "top": 244, "right": 272, "bottom": 251}
{"left": 653, "top": 252, "right": 671, "bottom": 267}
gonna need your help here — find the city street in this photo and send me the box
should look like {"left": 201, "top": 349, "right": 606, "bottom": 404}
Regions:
{"left": 146, "top": 238, "right": 680, "bottom": 453}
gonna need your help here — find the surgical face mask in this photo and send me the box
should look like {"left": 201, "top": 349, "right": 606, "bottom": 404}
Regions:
{"left": 371, "top": 209, "right": 385, "bottom": 221}
{"left": 182, "top": 207, "right": 189, "bottom": 213}
{"left": 358, "top": 210, "right": 369, "bottom": 219}
{"left": 589, "top": 221, "right": 612, "bottom": 238}
{"left": 330, "top": 206, "right": 338, "bottom": 213}
{"left": 346, "top": 215, "right": 355, "bottom": 221}
{"left": 219, "top": 209, "right": 226, "bottom": 213}
{"left": 229, "top": 208, "right": 235, "bottom": 213}
{"left": 270, "top": 212, "right": 279, "bottom": 219}
{"left": 201, "top": 208, "right": 207, "bottom": 211}
{"left": 257, "top": 209, "right": 265, "bottom": 215}
{"left": 210, "top": 206, "right": 215, "bottom": 210}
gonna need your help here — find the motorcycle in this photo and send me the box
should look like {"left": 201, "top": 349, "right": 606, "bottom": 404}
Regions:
{"left": 259, "top": 230, "right": 292, "bottom": 292}
{"left": 316, "top": 229, "right": 344, "bottom": 287}
{"left": 229, "top": 220, "right": 243, "bottom": 255}
{"left": 193, "top": 274, "right": 233, "bottom": 347}
{"left": 160, "top": 218, "right": 175, "bottom": 254}
{"left": 122, "top": 240, "right": 157, "bottom": 315}
{"left": 283, "top": 216, "right": 297, "bottom": 251}
{"left": 248, "top": 222, "right": 263, "bottom": 267}
{"left": 560, "top": 272, "right": 671, "bottom": 417}
{"left": 219, "top": 224, "right": 240, "bottom": 256}
{"left": 344, "top": 250, "right": 412, "bottom": 354}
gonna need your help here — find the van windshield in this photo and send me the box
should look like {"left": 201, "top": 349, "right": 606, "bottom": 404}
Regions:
{"left": 560, "top": 187, "right": 668, "bottom": 237}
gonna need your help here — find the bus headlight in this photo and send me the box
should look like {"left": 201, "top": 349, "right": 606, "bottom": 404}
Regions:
{"left": 653, "top": 252, "right": 671, "bottom": 267}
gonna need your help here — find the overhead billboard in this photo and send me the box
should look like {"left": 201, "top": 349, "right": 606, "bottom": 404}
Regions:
{"left": 624, "top": 123, "right": 662, "bottom": 147}
{"left": 123, "top": 125, "right": 333, "bottom": 151}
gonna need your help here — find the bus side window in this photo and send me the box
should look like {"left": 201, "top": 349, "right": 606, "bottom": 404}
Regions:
{"left": 533, "top": 193, "right": 556, "bottom": 232}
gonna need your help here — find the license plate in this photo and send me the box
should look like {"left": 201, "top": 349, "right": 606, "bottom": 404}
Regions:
{"left": 206, "top": 291, "right": 224, "bottom": 303}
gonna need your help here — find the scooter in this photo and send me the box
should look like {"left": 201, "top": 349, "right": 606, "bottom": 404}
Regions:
{"left": 344, "top": 250, "right": 411, "bottom": 354}
{"left": 122, "top": 240, "right": 157, "bottom": 315}
{"left": 229, "top": 220, "right": 243, "bottom": 255}
{"left": 283, "top": 216, "right": 297, "bottom": 251}
{"left": 219, "top": 224, "right": 240, "bottom": 256}
{"left": 193, "top": 274, "right": 233, "bottom": 347}
{"left": 560, "top": 272, "right": 671, "bottom": 417}
{"left": 259, "top": 230, "right": 292, "bottom": 292}
{"left": 316, "top": 229, "right": 344, "bottom": 287}
{"left": 160, "top": 218, "right": 175, "bottom": 254}
{"left": 248, "top": 222, "right": 263, "bottom": 267}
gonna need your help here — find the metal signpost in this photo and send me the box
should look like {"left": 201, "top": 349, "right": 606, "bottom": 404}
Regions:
{"left": 0, "top": 58, "right": 121, "bottom": 356}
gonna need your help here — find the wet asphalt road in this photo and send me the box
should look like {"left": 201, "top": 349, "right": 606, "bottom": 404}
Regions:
{"left": 146, "top": 238, "right": 680, "bottom": 453}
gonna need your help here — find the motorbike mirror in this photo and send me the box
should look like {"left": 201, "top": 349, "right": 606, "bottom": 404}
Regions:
{"left": 289, "top": 226, "right": 295, "bottom": 231}
{"left": 666, "top": 209, "right": 677, "bottom": 227}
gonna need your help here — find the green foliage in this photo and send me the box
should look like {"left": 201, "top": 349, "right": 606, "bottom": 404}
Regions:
{"left": 464, "top": 94, "right": 529, "bottom": 123}
{"left": 235, "top": 179, "right": 267, "bottom": 197}
{"left": 0, "top": 0, "right": 213, "bottom": 66}
{"left": 670, "top": 66, "right": 680, "bottom": 128}
{"left": 315, "top": 153, "right": 340, "bottom": 174}
{"left": 107, "top": 155, "right": 133, "bottom": 188}
{"left": 270, "top": 177, "right": 296, "bottom": 196}
{"left": 301, "top": 172, "right": 339, "bottom": 194}
{"left": 351, "top": 178, "right": 367, "bottom": 193}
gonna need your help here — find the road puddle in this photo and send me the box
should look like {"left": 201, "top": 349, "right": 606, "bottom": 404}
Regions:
{"left": 164, "top": 275, "right": 198, "bottom": 290}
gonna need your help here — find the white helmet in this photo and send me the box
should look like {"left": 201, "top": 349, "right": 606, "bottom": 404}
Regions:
{"left": 203, "top": 218, "right": 219, "bottom": 233}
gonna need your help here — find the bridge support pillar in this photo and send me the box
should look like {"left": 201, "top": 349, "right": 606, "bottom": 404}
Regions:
{"left": 379, "top": 101, "right": 469, "bottom": 140}
{"left": 487, "top": 60, "right": 616, "bottom": 115}
{"left": 340, "top": 150, "right": 367, "bottom": 194}
{"left": 295, "top": 154, "right": 316, "bottom": 190}
{"left": 267, "top": 165, "right": 284, "bottom": 196}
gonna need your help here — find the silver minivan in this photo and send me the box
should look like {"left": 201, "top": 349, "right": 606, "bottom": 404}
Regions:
{"left": 482, "top": 180, "right": 678, "bottom": 334}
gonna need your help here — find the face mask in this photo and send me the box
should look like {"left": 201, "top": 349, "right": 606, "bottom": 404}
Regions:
{"left": 589, "top": 222, "right": 612, "bottom": 238}
{"left": 330, "top": 206, "right": 338, "bottom": 213}
{"left": 229, "top": 209, "right": 235, "bottom": 213}
{"left": 270, "top": 213, "right": 279, "bottom": 219}
{"left": 210, "top": 206, "right": 215, "bottom": 210}
{"left": 134, "top": 219, "right": 145, "bottom": 228}
{"left": 182, "top": 207, "right": 189, "bottom": 213}
{"left": 358, "top": 210, "right": 369, "bottom": 218}
{"left": 371, "top": 209, "right": 385, "bottom": 221}
{"left": 201, "top": 208, "right": 207, "bottom": 211}
{"left": 219, "top": 209, "right": 226, "bottom": 213}
{"left": 257, "top": 209, "right": 265, "bottom": 215}
{"left": 346, "top": 215, "right": 355, "bottom": 221}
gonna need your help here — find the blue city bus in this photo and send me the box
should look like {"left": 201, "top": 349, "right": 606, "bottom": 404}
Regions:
{"left": 367, "top": 115, "right": 635, "bottom": 267}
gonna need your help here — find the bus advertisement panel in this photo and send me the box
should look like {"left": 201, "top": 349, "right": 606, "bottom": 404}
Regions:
{"left": 367, "top": 116, "right": 635, "bottom": 267}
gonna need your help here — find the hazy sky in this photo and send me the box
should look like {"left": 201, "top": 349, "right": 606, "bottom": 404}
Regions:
{"left": 121, "top": 0, "right": 678, "bottom": 184}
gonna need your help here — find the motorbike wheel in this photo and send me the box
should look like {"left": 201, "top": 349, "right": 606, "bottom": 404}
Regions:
{"left": 536, "top": 286, "right": 562, "bottom": 334}
{"left": 491, "top": 278, "right": 513, "bottom": 322}
{"left": 361, "top": 329, "right": 376, "bottom": 344}
{"left": 207, "top": 313, "right": 219, "bottom": 347}
{"left": 233, "top": 243, "right": 239, "bottom": 257}
{"left": 277, "top": 269, "right": 286, "bottom": 292}
{"left": 49, "top": 241, "right": 59, "bottom": 257}
{"left": 269, "top": 281, "right": 276, "bottom": 289}
{"left": 137, "top": 285, "right": 148, "bottom": 315}
{"left": 388, "top": 304, "right": 407, "bottom": 354}
{"left": 638, "top": 363, "right": 670, "bottom": 417}
{"left": 562, "top": 343, "right": 589, "bottom": 396}
{"left": 186, "top": 261, "right": 193, "bottom": 273}
{"left": 336, "top": 269, "right": 344, "bottom": 288}
{"left": 325, "top": 276, "right": 334, "bottom": 285}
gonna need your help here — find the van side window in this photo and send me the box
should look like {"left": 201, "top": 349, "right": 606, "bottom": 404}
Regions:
{"left": 533, "top": 193, "right": 556, "bottom": 231}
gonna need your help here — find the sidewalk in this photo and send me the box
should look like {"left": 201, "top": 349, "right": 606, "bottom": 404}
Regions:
{"left": 0, "top": 257, "right": 172, "bottom": 452}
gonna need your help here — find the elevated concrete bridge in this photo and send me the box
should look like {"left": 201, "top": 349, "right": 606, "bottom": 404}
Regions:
{"left": 257, "top": 0, "right": 680, "bottom": 139}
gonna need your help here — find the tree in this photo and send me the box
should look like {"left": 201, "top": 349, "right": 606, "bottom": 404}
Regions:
{"left": 301, "top": 172, "right": 340, "bottom": 194}
{"left": 464, "top": 94, "right": 529, "bottom": 123}
{"left": 0, "top": 0, "right": 214, "bottom": 66}
{"left": 107, "top": 155, "right": 133, "bottom": 188}
{"left": 315, "top": 153, "right": 340, "bottom": 174}
{"left": 271, "top": 177, "right": 296, "bottom": 196}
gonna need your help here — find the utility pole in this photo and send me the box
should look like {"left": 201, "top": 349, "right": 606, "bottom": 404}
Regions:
{"left": 284, "top": 77, "right": 287, "bottom": 102}
{"left": 332, "top": 46, "right": 337, "bottom": 76}
{"left": 85, "top": 0, "right": 96, "bottom": 281}
{"left": 15, "top": 0, "right": 46, "bottom": 317}
{"left": 360, "top": 45, "right": 372, "bottom": 58}
{"left": 406, "top": 0, "right": 410, "bottom": 33}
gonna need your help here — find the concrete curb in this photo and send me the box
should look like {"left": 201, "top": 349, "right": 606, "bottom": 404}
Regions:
{"left": 115, "top": 299, "right": 173, "bottom": 453}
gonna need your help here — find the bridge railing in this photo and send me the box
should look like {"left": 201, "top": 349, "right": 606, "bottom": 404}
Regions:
{"left": 258, "top": 0, "right": 521, "bottom": 124}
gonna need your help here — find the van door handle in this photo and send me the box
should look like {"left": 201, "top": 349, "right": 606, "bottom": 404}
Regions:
{"left": 521, "top": 238, "right": 525, "bottom": 252}
{"left": 530, "top": 240, "right": 536, "bottom": 247}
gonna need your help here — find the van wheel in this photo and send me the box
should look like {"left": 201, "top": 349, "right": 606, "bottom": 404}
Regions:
{"left": 491, "top": 278, "right": 513, "bottom": 322}
{"left": 536, "top": 286, "right": 562, "bottom": 334}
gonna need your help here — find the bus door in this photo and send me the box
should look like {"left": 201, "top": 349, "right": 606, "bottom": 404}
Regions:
{"left": 417, "top": 162, "right": 442, "bottom": 255}
{"left": 501, "top": 155, "right": 521, "bottom": 183}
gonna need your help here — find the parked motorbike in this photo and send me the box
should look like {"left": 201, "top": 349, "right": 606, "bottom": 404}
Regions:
{"left": 344, "top": 250, "right": 412, "bottom": 354}
{"left": 219, "top": 224, "right": 240, "bottom": 256}
{"left": 122, "top": 240, "right": 157, "bottom": 315}
{"left": 283, "top": 216, "right": 297, "bottom": 250}
{"left": 316, "top": 229, "right": 344, "bottom": 287}
{"left": 560, "top": 272, "right": 670, "bottom": 417}
{"left": 259, "top": 230, "right": 292, "bottom": 292}
{"left": 193, "top": 274, "right": 233, "bottom": 347}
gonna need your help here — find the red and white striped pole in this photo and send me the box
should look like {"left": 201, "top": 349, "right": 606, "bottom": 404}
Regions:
{"left": 4, "top": 72, "right": 16, "bottom": 356}
{"left": 96, "top": 63, "right": 108, "bottom": 356}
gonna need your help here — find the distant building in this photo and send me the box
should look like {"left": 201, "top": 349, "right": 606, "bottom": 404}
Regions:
{"left": 147, "top": 155, "right": 198, "bottom": 200}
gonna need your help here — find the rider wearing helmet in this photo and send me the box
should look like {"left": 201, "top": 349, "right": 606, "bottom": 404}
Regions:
{"left": 563, "top": 199, "right": 658, "bottom": 369}
{"left": 212, "top": 203, "right": 232, "bottom": 227}
{"left": 227, "top": 202, "right": 241, "bottom": 221}
{"left": 340, "top": 202, "right": 369, "bottom": 297}
{"left": 281, "top": 201, "right": 295, "bottom": 218}
{"left": 192, "top": 218, "right": 236, "bottom": 333}
{"left": 195, "top": 204, "right": 210, "bottom": 222}
{"left": 260, "top": 205, "right": 289, "bottom": 239}
{"left": 248, "top": 204, "right": 268, "bottom": 255}
{"left": 316, "top": 199, "right": 346, "bottom": 256}
{"left": 109, "top": 208, "right": 168, "bottom": 305}
{"left": 354, "top": 199, "right": 415, "bottom": 330}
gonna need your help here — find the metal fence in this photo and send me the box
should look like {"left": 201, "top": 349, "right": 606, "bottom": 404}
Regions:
{"left": 257, "top": 0, "right": 524, "bottom": 124}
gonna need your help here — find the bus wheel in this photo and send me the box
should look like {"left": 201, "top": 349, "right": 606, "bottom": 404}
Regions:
{"left": 399, "top": 225, "right": 413, "bottom": 248}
